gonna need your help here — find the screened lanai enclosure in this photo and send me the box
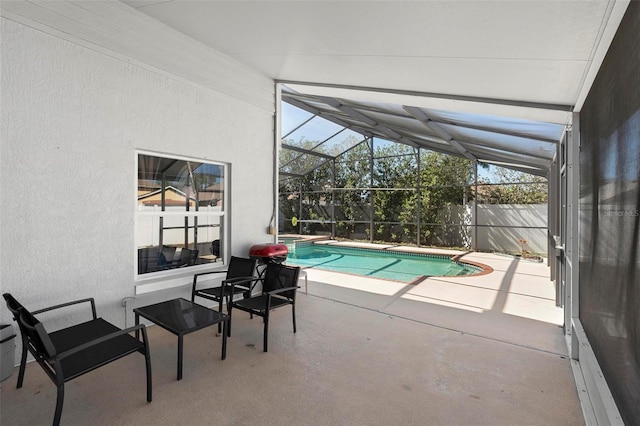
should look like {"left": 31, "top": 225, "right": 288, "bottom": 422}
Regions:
{"left": 279, "top": 88, "right": 556, "bottom": 255}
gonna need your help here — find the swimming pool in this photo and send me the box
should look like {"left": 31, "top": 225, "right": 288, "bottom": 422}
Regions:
{"left": 285, "top": 242, "right": 482, "bottom": 283}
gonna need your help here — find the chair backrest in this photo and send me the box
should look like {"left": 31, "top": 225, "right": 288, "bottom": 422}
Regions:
{"left": 19, "top": 308, "right": 57, "bottom": 359}
{"left": 262, "top": 264, "right": 300, "bottom": 298}
{"left": 226, "top": 256, "right": 258, "bottom": 280}
{"left": 3, "top": 293, "right": 56, "bottom": 359}
{"left": 3, "top": 292, "right": 24, "bottom": 320}
{"left": 211, "top": 240, "right": 220, "bottom": 257}
{"left": 179, "top": 248, "right": 199, "bottom": 266}
{"left": 158, "top": 245, "right": 177, "bottom": 267}
{"left": 4, "top": 293, "right": 33, "bottom": 354}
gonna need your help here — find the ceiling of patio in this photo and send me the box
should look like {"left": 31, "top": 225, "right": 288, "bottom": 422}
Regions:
{"left": 124, "top": 0, "right": 630, "bottom": 176}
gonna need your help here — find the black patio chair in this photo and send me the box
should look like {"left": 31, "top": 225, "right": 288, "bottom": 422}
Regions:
{"left": 226, "top": 263, "right": 300, "bottom": 352}
{"left": 178, "top": 247, "right": 199, "bottom": 267}
{"left": 3, "top": 293, "right": 152, "bottom": 426}
{"left": 211, "top": 239, "right": 220, "bottom": 258}
{"left": 191, "top": 256, "right": 258, "bottom": 332}
{"left": 157, "top": 245, "right": 177, "bottom": 269}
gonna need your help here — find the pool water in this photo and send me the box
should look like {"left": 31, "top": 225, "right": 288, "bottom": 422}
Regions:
{"left": 286, "top": 244, "right": 480, "bottom": 283}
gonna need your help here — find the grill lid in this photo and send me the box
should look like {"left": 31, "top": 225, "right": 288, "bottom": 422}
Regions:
{"left": 249, "top": 243, "right": 288, "bottom": 258}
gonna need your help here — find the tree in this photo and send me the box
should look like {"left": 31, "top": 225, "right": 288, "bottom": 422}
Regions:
{"left": 279, "top": 137, "right": 330, "bottom": 233}
{"left": 334, "top": 141, "right": 371, "bottom": 238}
{"left": 280, "top": 135, "right": 368, "bottom": 234}
{"left": 371, "top": 143, "right": 418, "bottom": 242}
{"left": 479, "top": 168, "right": 548, "bottom": 204}
{"left": 279, "top": 136, "right": 478, "bottom": 246}
{"left": 419, "top": 152, "right": 473, "bottom": 245}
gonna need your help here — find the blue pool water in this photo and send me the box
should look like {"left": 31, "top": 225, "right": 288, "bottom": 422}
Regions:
{"left": 285, "top": 243, "right": 481, "bottom": 283}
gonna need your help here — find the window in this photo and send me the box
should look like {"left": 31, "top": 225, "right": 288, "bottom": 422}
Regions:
{"left": 136, "top": 152, "right": 227, "bottom": 276}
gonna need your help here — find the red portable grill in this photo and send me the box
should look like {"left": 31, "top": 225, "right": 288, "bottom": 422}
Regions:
{"left": 249, "top": 243, "right": 288, "bottom": 264}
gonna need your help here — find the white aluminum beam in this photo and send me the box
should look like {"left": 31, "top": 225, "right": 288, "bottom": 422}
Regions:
{"left": 403, "top": 105, "right": 477, "bottom": 162}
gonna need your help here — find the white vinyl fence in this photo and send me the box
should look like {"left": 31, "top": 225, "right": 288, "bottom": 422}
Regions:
{"left": 439, "top": 204, "right": 547, "bottom": 254}
{"left": 475, "top": 204, "right": 547, "bottom": 254}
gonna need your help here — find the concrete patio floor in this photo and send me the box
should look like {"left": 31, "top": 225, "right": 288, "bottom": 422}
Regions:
{"left": 1, "top": 251, "right": 583, "bottom": 425}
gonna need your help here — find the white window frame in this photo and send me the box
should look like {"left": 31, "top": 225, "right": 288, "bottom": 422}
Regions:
{"left": 134, "top": 150, "right": 229, "bottom": 294}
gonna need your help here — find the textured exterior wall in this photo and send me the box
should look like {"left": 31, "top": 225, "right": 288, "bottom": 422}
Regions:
{"left": 0, "top": 15, "right": 275, "bottom": 355}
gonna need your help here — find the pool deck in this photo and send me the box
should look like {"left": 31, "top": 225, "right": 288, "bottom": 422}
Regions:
{"left": 303, "top": 247, "right": 566, "bottom": 355}
{"left": 1, "top": 248, "right": 582, "bottom": 425}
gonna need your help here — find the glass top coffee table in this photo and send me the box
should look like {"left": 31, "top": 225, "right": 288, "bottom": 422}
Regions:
{"left": 134, "top": 298, "right": 229, "bottom": 380}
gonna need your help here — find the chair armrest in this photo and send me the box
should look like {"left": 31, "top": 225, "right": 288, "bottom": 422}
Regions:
{"left": 223, "top": 276, "right": 255, "bottom": 283}
{"left": 53, "top": 324, "right": 148, "bottom": 361}
{"left": 228, "top": 277, "right": 262, "bottom": 293}
{"left": 193, "top": 270, "right": 228, "bottom": 279}
{"left": 267, "top": 286, "right": 298, "bottom": 295}
{"left": 32, "top": 298, "right": 97, "bottom": 320}
{"left": 192, "top": 270, "right": 229, "bottom": 292}
{"left": 223, "top": 276, "right": 258, "bottom": 290}
{"left": 265, "top": 286, "right": 298, "bottom": 310}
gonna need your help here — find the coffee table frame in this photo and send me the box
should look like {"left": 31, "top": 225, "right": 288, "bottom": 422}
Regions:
{"left": 134, "top": 298, "right": 229, "bottom": 380}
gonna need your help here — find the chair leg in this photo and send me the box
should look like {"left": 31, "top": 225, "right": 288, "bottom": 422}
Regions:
{"left": 227, "top": 305, "right": 232, "bottom": 337}
{"left": 16, "top": 344, "right": 27, "bottom": 388}
{"left": 292, "top": 304, "right": 297, "bottom": 333}
{"left": 53, "top": 384, "right": 64, "bottom": 426}
{"left": 145, "top": 347, "right": 152, "bottom": 403}
{"left": 244, "top": 291, "right": 253, "bottom": 320}
{"left": 217, "top": 297, "right": 224, "bottom": 334}
{"left": 221, "top": 321, "right": 227, "bottom": 360}
{"left": 263, "top": 313, "right": 269, "bottom": 352}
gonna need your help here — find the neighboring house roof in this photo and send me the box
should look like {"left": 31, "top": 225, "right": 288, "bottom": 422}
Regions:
{"left": 137, "top": 185, "right": 226, "bottom": 207}
{"left": 138, "top": 186, "right": 196, "bottom": 207}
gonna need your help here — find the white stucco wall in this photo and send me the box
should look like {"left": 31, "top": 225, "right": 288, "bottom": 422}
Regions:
{"left": 0, "top": 10, "right": 275, "bottom": 363}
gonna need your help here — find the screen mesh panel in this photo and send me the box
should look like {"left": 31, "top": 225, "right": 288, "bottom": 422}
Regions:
{"left": 579, "top": 3, "right": 640, "bottom": 424}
